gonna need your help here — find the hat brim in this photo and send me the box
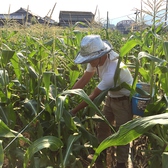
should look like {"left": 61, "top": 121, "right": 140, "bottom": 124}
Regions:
{"left": 74, "top": 41, "right": 112, "bottom": 64}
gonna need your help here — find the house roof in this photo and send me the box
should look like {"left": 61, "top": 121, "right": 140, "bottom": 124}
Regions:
{"left": 116, "top": 20, "right": 135, "bottom": 26}
{"left": 0, "top": 14, "right": 27, "bottom": 20}
{"left": 0, "top": 14, "right": 9, "bottom": 19}
{"left": 10, "top": 7, "right": 39, "bottom": 17}
{"left": 59, "top": 11, "right": 94, "bottom": 18}
{"left": 43, "top": 16, "right": 55, "bottom": 23}
{"left": 0, "top": 7, "right": 40, "bottom": 20}
{"left": 38, "top": 16, "right": 55, "bottom": 24}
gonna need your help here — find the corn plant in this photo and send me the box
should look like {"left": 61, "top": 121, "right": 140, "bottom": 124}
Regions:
{"left": 90, "top": 1, "right": 168, "bottom": 167}
{"left": 0, "top": 2, "right": 168, "bottom": 167}
{"left": 0, "top": 25, "right": 115, "bottom": 167}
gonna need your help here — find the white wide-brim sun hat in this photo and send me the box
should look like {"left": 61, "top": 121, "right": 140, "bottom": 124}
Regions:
{"left": 74, "top": 35, "right": 113, "bottom": 64}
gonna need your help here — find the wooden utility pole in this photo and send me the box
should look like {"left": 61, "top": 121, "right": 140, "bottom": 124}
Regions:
{"left": 106, "top": 11, "right": 109, "bottom": 39}
{"left": 134, "top": 10, "right": 140, "bottom": 23}
{"left": 106, "top": 11, "right": 109, "bottom": 30}
{"left": 165, "top": 0, "right": 168, "bottom": 26}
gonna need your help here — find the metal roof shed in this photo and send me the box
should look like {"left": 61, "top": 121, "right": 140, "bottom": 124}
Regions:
{"left": 59, "top": 11, "right": 94, "bottom": 26}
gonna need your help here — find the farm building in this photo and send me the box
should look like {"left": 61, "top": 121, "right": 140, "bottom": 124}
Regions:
{"left": 116, "top": 20, "right": 135, "bottom": 34}
{"left": 38, "top": 16, "right": 56, "bottom": 25}
{"left": 59, "top": 11, "right": 95, "bottom": 27}
{"left": 0, "top": 7, "right": 55, "bottom": 26}
{"left": 0, "top": 7, "right": 39, "bottom": 26}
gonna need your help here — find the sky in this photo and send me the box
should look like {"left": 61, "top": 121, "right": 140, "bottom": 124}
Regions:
{"left": 0, "top": 0, "right": 142, "bottom": 25}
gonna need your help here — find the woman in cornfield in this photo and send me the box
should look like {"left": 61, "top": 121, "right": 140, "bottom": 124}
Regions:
{"left": 70, "top": 34, "right": 133, "bottom": 168}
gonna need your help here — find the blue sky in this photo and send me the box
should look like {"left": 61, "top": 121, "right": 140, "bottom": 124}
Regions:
{"left": 0, "top": 0, "right": 142, "bottom": 24}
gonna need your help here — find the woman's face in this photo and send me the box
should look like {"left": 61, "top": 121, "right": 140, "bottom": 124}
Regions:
{"left": 89, "top": 54, "right": 107, "bottom": 67}
{"left": 89, "top": 58, "right": 100, "bottom": 67}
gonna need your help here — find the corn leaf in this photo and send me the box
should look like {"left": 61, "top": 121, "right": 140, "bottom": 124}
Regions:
{"left": 28, "top": 65, "right": 38, "bottom": 79}
{"left": 43, "top": 71, "right": 53, "bottom": 99}
{"left": 63, "top": 133, "right": 81, "bottom": 167}
{"left": 0, "top": 140, "right": 4, "bottom": 167}
{"left": 0, "top": 70, "right": 9, "bottom": 86}
{"left": 56, "top": 95, "right": 66, "bottom": 121}
{"left": 138, "top": 51, "right": 164, "bottom": 63}
{"left": 0, "top": 120, "right": 22, "bottom": 138}
{"left": 24, "top": 136, "right": 63, "bottom": 168}
{"left": 93, "top": 90, "right": 108, "bottom": 106}
{"left": 69, "top": 70, "right": 80, "bottom": 88}
{"left": 91, "top": 113, "right": 168, "bottom": 166}
{"left": 120, "top": 39, "right": 141, "bottom": 57}
{"left": 62, "top": 89, "right": 115, "bottom": 132}
{"left": 162, "top": 152, "right": 168, "bottom": 168}
{"left": 62, "top": 111, "right": 77, "bottom": 131}
{"left": 163, "top": 41, "right": 168, "bottom": 62}
{"left": 74, "top": 117, "right": 98, "bottom": 148}
{"left": 1, "top": 50, "right": 15, "bottom": 65}
{"left": 23, "top": 99, "right": 38, "bottom": 116}
{"left": 10, "top": 54, "right": 21, "bottom": 80}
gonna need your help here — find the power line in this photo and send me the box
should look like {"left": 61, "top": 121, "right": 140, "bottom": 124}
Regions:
{"left": 107, "top": 11, "right": 166, "bottom": 25}
{"left": 109, "top": 13, "right": 135, "bottom": 21}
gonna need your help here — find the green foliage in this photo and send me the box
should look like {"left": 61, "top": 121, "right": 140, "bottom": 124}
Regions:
{"left": 162, "top": 152, "right": 168, "bottom": 168}
{"left": 24, "top": 136, "right": 63, "bottom": 168}
{"left": 0, "top": 1, "right": 168, "bottom": 166}
{"left": 91, "top": 113, "right": 168, "bottom": 168}
{"left": 0, "top": 140, "right": 4, "bottom": 167}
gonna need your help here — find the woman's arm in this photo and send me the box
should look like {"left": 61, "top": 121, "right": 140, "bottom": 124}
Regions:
{"left": 72, "top": 71, "right": 95, "bottom": 89}
{"left": 71, "top": 87, "right": 102, "bottom": 115}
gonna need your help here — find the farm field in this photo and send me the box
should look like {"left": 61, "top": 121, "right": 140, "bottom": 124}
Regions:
{"left": 0, "top": 0, "right": 168, "bottom": 167}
